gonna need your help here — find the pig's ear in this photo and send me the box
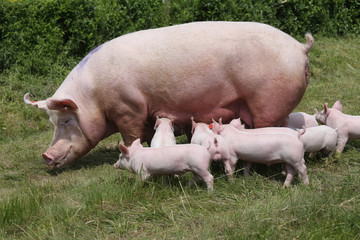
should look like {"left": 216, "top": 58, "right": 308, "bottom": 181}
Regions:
{"left": 119, "top": 142, "right": 130, "bottom": 158}
{"left": 218, "top": 118, "right": 223, "bottom": 124}
{"left": 332, "top": 100, "right": 343, "bottom": 112}
{"left": 131, "top": 138, "right": 143, "bottom": 147}
{"left": 24, "top": 93, "right": 48, "bottom": 111}
{"left": 46, "top": 98, "right": 78, "bottom": 111}
{"left": 154, "top": 116, "right": 160, "bottom": 130}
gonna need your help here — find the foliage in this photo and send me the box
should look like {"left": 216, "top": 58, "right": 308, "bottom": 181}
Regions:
{"left": 0, "top": 0, "right": 359, "bottom": 75}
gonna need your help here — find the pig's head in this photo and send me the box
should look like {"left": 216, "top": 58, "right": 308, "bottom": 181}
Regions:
{"left": 314, "top": 100, "right": 342, "bottom": 125}
{"left": 229, "top": 118, "right": 245, "bottom": 130}
{"left": 191, "top": 117, "right": 212, "bottom": 134}
{"left": 210, "top": 118, "right": 224, "bottom": 135}
{"left": 314, "top": 103, "right": 328, "bottom": 125}
{"left": 114, "top": 139, "right": 143, "bottom": 171}
{"left": 24, "top": 93, "right": 93, "bottom": 168}
{"left": 154, "top": 116, "right": 174, "bottom": 131}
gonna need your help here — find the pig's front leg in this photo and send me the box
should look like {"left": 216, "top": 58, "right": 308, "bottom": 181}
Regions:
{"left": 115, "top": 113, "right": 148, "bottom": 146}
{"left": 190, "top": 171, "right": 214, "bottom": 192}
{"left": 139, "top": 170, "right": 151, "bottom": 181}
{"left": 243, "top": 161, "right": 252, "bottom": 177}
{"left": 200, "top": 171, "right": 214, "bottom": 192}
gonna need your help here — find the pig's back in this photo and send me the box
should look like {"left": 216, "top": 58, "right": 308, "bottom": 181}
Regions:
{"left": 85, "top": 21, "right": 307, "bottom": 106}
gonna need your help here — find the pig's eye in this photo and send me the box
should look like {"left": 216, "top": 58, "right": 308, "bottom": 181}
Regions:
{"left": 61, "top": 119, "right": 70, "bottom": 125}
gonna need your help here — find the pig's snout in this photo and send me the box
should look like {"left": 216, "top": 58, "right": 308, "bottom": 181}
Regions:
{"left": 114, "top": 162, "right": 120, "bottom": 169}
{"left": 42, "top": 152, "right": 55, "bottom": 166}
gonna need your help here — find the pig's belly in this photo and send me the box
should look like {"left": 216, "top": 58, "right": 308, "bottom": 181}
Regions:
{"left": 154, "top": 98, "right": 253, "bottom": 128}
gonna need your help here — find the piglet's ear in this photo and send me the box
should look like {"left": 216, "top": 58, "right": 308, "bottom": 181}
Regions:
{"left": 170, "top": 119, "right": 175, "bottom": 132}
{"left": 324, "top": 103, "right": 328, "bottom": 113}
{"left": 119, "top": 142, "right": 130, "bottom": 158}
{"left": 131, "top": 138, "right": 143, "bottom": 148}
{"left": 46, "top": 98, "right": 78, "bottom": 111}
{"left": 332, "top": 100, "right": 343, "bottom": 112}
{"left": 191, "top": 117, "right": 197, "bottom": 133}
{"left": 154, "top": 116, "right": 160, "bottom": 130}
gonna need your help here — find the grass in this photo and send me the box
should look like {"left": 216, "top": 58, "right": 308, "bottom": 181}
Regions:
{"left": 0, "top": 35, "right": 360, "bottom": 239}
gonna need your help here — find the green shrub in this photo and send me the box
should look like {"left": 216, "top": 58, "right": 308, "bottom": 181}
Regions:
{"left": 1, "top": 0, "right": 359, "bottom": 75}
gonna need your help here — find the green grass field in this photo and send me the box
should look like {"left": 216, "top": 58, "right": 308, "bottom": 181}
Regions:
{"left": 0, "top": 36, "right": 360, "bottom": 239}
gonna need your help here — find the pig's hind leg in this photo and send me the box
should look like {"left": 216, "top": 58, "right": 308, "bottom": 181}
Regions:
{"left": 292, "top": 158, "right": 309, "bottom": 186}
{"left": 283, "top": 164, "right": 295, "bottom": 187}
{"left": 321, "top": 147, "right": 335, "bottom": 160}
{"left": 223, "top": 159, "right": 234, "bottom": 179}
{"left": 190, "top": 170, "right": 214, "bottom": 192}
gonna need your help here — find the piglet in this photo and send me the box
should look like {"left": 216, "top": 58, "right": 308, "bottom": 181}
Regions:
{"left": 299, "top": 125, "right": 337, "bottom": 158}
{"left": 229, "top": 118, "right": 246, "bottom": 130}
{"left": 114, "top": 139, "right": 214, "bottom": 191}
{"left": 314, "top": 100, "right": 360, "bottom": 153}
{"left": 150, "top": 116, "right": 176, "bottom": 148}
{"left": 211, "top": 120, "right": 308, "bottom": 186}
{"left": 191, "top": 117, "right": 234, "bottom": 178}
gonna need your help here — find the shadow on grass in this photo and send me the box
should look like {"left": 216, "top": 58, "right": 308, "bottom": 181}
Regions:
{"left": 47, "top": 146, "right": 119, "bottom": 175}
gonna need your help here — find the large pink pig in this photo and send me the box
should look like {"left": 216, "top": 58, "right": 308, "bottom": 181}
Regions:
{"left": 24, "top": 21, "right": 314, "bottom": 168}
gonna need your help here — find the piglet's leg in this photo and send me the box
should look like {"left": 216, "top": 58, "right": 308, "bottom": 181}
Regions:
{"left": 223, "top": 159, "right": 234, "bottom": 179}
{"left": 293, "top": 159, "right": 309, "bottom": 186}
{"left": 140, "top": 171, "right": 151, "bottom": 181}
{"left": 336, "top": 135, "right": 348, "bottom": 153}
{"left": 189, "top": 174, "right": 202, "bottom": 187}
{"left": 283, "top": 164, "right": 295, "bottom": 187}
{"left": 201, "top": 171, "right": 214, "bottom": 192}
{"left": 320, "top": 148, "right": 335, "bottom": 160}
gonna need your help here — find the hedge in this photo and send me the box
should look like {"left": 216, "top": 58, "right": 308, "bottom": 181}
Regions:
{"left": 0, "top": 0, "right": 359, "bottom": 75}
